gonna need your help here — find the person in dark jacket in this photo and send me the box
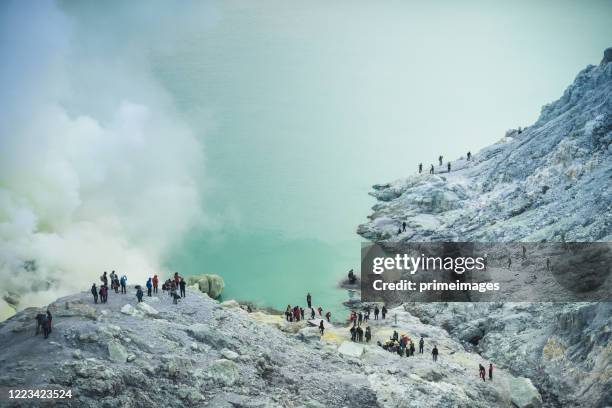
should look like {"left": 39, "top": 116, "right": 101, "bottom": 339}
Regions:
{"left": 418, "top": 163, "right": 423, "bottom": 173}
{"left": 319, "top": 320, "right": 325, "bottom": 335}
{"left": 179, "top": 278, "right": 186, "bottom": 298}
{"left": 136, "top": 287, "right": 144, "bottom": 303}
{"left": 365, "top": 326, "right": 372, "bottom": 342}
{"left": 374, "top": 306, "right": 379, "bottom": 320}
{"left": 91, "top": 284, "right": 98, "bottom": 304}
{"left": 46, "top": 310, "right": 52, "bottom": 334}
{"left": 419, "top": 336, "right": 424, "bottom": 354}
{"left": 489, "top": 363, "right": 493, "bottom": 381}
{"left": 306, "top": 293, "right": 312, "bottom": 308}
{"left": 381, "top": 305, "right": 387, "bottom": 319}
{"left": 432, "top": 345, "right": 439, "bottom": 362}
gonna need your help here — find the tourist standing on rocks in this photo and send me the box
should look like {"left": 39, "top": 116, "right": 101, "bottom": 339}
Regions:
{"left": 358, "top": 312, "right": 363, "bottom": 326}
{"left": 489, "top": 363, "right": 493, "bottom": 381}
{"left": 101, "top": 271, "right": 108, "bottom": 286}
{"left": 374, "top": 306, "right": 379, "bottom": 320}
{"left": 112, "top": 276, "right": 120, "bottom": 293}
{"left": 325, "top": 311, "right": 331, "bottom": 322}
{"left": 364, "top": 309, "right": 369, "bottom": 322}
{"left": 41, "top": 313, "right": 51, "bottom": 339}
{"left": 507, "top": 257, "right": 512, "bottom": 269}
{"left": 429, "top": 164, "right": 434, "bottom": 174}
{"left": 447, "top": 162, "right": 451, "bottom": 172}
{"left": 179, "top": 278, "right": 186, "bottom": 298}
{"left": 439, "top": 155, "right": 443, "bottom": 166}
{"left": 409, "top": 341, "right": 415, "bottom": 356}
{"left": 317, "top": 306, "right": 323, "bottom": 317}
{"left": 153, "top": 275, "right": 159, "bottom": 294}
{"left": 46, "top": 310, "right": 53, "bottom": 335}
{"left": 467, "top": 151, "right": 471, "bottom": 161}
{"left": 319, "top": 320, "right": 325, "bottom": 335}
{"left": 99, "top": 284, "right": 108, "bottom": 303}
{"left": 91, "top": 284, "right": 98, "bottom": 304}
{"left": 306, "top": 292, "right": 312, "bottom": 308}
{"left": 110, "top": 270, "right": 117, "bottom": 284}
{"left": 546, "top": 258, "right": 551, "bottom": 271}
{"left": 310, "top": 308, "right": 315, "bottom": 319}
{"left": 381, "top": 305, "right": 387, "bottom": 319}
{"left": 120, "top": 275, "right": 127, "bottom": 294}
{"left": 285, "top": 305, "right": 292, "bottom": 321}
{"left": 479, "top": 364, "right": 486, "bottom": 381}
{"left": 146, "top": 278, "right": 153, "bottom": 297}
{"left": 432, "top": 345, "right": 439, "bottom": 362}
{"left": 365, "top": 326, "right": 371, "bottom": 342}
{"left": 357, "top": 326, "right": 364, "bottom": 342}
{"left": 418, "top": 163, "right": 423, "bottom": 173}
{"left": 402, "top": 221, "right": 406, "bottom": 232}
{"left": 136, "top": 286, "right": 144, "bottom": 303}
{"left": 300, "top": 307, "right": 305, "bottom": 320}
{"left": 174, "top": 272, "right": 181, "bottom": 288}
{"left": 35, "top": 313, "right": 45, "bottom": 335}
{"left": 419, "top": 336, "right": 424, "bottom": 354}
{"left": 350, "top": 325, "right": 356, "bottom": 341}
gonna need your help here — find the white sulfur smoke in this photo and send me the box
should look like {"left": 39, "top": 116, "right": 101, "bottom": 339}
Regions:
{"left": 0, "top": 1, "right": 207, "bottom": 318}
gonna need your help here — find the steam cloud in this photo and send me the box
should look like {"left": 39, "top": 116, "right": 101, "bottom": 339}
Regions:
{"left": 0, "top": 1, "right": 207, "bottom": 319}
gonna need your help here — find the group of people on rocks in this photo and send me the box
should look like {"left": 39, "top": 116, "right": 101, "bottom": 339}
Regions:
{"left": 378, "top": 331, "right": 426, "bottom": 358}
{"left": 89, "top": 271, "right": 187, "bottom": 305}
{"left": 417, "top": 151, "right": 473, "bottom": 176}
{"left": 91, "top": 271, "right": 128, "bottom": 304}
{"left": 285, "top": 292, "right": 332, "bottom": 325}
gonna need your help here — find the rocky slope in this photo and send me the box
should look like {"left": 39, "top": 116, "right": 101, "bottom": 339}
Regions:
{"left": 358, "top": 50, "right": 611, "bottom": 244}
{"left": 356, "top": 49, "right": 612, "bottom": 408}
{"left": 0, "top": 287, "right": 543, "bottom": 408}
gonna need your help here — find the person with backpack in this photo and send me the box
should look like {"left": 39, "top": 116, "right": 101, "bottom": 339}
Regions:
{"left": 146, "top": 278, "right": 153, "bottom": 297}
{"left": 120, "top": 275, "right": 127, "bottom": 294}
{"left": 91, "top": 283, "right": 99, "bottom": 304}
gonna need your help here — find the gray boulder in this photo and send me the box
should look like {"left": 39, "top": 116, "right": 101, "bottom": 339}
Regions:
{"left": 509, "top": 377, "right": 542, "bottom": 408}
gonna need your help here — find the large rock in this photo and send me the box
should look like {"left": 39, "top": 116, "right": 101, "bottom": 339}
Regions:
{"left": 208, "top": 359, "right": 240, "bottom": 386}
{"left": 338, "top": 341, "right": 365, "bottom": 358}
{"left": 136, "top": 302, "right": 159, "bottom": 317}
{"left": 107, "top": 341, "right": 128, "bottom": 363}
{"left": 509, "top": 377, "right": 543, "bottom": 408}
{"left": 187, "top": 274, "right": 225, "bottom": 299}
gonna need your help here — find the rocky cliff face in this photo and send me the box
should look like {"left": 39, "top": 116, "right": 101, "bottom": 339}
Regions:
{"left": 358, "top": 49, "right": 611, "bottom": 243}
{"left": 356, "top": 49, "right": 612, "bottom": 408}
{"left": 0, "top": 288, "right": 545, "bottom": 408}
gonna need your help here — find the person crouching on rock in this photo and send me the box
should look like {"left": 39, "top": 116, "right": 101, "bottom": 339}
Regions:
{"left": 319, "top": 320, "right": 325, "bottom": 335}
{"left": 136, "top": 286, "right": 144, "bottom": 303}
{"left": 91, "top": 283, "right": 98, "bottom": 304}
{"left": 325, "top": 311, "right": 331, "bottom": 322}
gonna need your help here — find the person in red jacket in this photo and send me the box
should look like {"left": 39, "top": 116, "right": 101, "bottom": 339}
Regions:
{"left": 152, "top": 275, "right": 159, "bottom": 294}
